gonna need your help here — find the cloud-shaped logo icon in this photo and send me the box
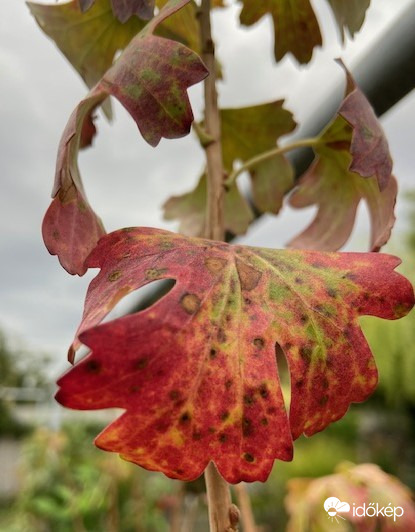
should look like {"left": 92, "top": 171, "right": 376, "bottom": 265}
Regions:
{"left": 324, "top": 497, "right": 350, "bottom": 522}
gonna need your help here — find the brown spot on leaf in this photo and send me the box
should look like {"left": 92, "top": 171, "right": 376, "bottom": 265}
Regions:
{"left": 300, "top": 346, "right": 312, "bottom": 362}
{"left": 180, "top": 412, "right": 191, "bottom": 424}
{"left": 86, "top": 360, "right": 101, "bottom": 373}
{"left": 243, "top": 394, "right": 255, "bottom": 406}
{"left": 261, "top": 417, "right": 268, "bottom": 426}
{"left": 235, "top": 258, "right": 262, "bottom": 291}
{"left": 181, "top": 293, "right": 201, "bottom": 314}
{"left": 205, "top": 257, "right": 227, "bottom": 274}
{"left": 145, "top": 268, "right": 167, "bottom": 280}
{"left": 221, "top": 411, "right": 229, "bottom": 421}
{"left": 327, "top": 287, "right": 337, "bottom": 298}
{"left": 225, "top": 380, "right": 233, "bottom": 390}
{"left": 210, "top": 348, "right": 217, "bottom": 359}
{"left": 219, "top": 433, "right": 227, "bottom": 443}
{"left": 108, "top": 270, "right": 122, "bottom": 282}
{"left": 259, "top": 383, "right": 269, "bottom": 399}
{"left": 253, "top": 337, "right": 265, "bottom": 349}
{"left": 217, "top": 328, "right": 227, "bottom": 343}
{"left": 319, "top": 395, "right": 329, "bottom": 405}
{"left": 192, "top": 431, "right": 202, "bottom": 441}
{"left": 243, "top": 453, "right": 255, "bottom": 463}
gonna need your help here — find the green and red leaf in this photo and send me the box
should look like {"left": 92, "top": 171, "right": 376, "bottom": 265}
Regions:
{"left": 41, "top": 0, "right": 207, "bottom": 275}
{"left": 57, "top": 227, "right": 413, "bottom": 483}
{"left": 164, "top": 101, "right": 296, "bottom": 237}
{"left": 289, "top": 63, "right": 395, "bottom": 251}
{"left": 28, "top": 0, "right": 202, "bottom": 92}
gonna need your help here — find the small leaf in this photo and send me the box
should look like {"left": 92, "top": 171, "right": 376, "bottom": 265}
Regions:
{"left": 57, "top": 227, "right": 413, "bottom": 483}
{"left": 250, "top": 156, "right": 294, "bottom": 214}
{"left": 239, "top": 0, "right": 322, "bottom": 64}
{"left": 327, "top": 0, "right": 371, "bottom": 41}
{"left": 289, "top": 63, "right": 395, "bottom": 252}
{"left": 336, "top": 59, "right": 393, "bottom": 190}
{"left": 163, "top": 174, "right": 254, "bottom": 236}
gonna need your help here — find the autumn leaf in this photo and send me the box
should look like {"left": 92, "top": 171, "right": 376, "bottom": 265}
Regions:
{"left": 28, "top": 0, "right": 202, "bottom": 92}
{"left": 286, "top": 462, "right": 415, "bottom": 532}
{"left": 163, "top": 174, "right": 254, "bottom": 236}
{"left": 57, "top": 227, "right": 413, "bottom": 483}
{"left": 239, "top": 0, "right": 370, "bottom": 64}
{"left": 327, "top": 0, "right": 371, "bottom": 42}
{"left": 42, "top": 0, "right": 208, "bottom": 275}
{"left": 42, "top": 90, "right": 107, "bottom": 275}
{"left": 163, "top": 101, "right": 295, "bottom": 236}
{"left": 288, "top": 63, "right": 395, "bottom": 252}
{"left": 79, "top": 0, "right": 155, "bottom": 22}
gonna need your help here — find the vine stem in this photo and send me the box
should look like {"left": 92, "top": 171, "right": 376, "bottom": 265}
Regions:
{"left": 199, "top": 0, "right": 225, "bottom": 241}
{"left": 224, "top": 137, "right": 320, "bottom": 188}
{"left": 199, "top": 1, "right": 239, "bottom": 530}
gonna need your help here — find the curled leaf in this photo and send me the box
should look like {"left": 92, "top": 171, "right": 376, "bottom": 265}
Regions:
{"left": 42, "top": 0, "right": 208, "bottom": 275}
{"left": 289, "top": 63, "right": 395, "bottom": 252}
{"left": 42, "top": 91, "right": 107, "bottom": 275}
{"left": 57, "top": 228, "right": 413, "bottom": 483}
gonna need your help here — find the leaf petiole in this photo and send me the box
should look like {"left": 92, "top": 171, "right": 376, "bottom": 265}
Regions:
{"left": 223, "top": 137, "right": 321, "bottom": 188}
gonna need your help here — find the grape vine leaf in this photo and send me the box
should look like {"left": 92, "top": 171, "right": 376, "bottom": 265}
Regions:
{"left": 239, "top": 0, "right": 370, "bottom": 64}
{"left": 80, "top": 0, "right": 156, "bottom": 22}
{"left": 163, "top": 174, "right": 254, "bottom": 236}
{"left": 288, "top": 63, "right": 395, "bottom": 252}
{"left": 57, "top": 227, "right": 414, "bottom": 483}
{"left": 42, "top": 0, "right": 208, "bottom": 275}
{"left": 163, "top": 101, "right": 296, "bottom": 236}
{"left": 327, "top": 0, "right": 371, "bottom": 42}
{"left": 28, "top": 0, "right": 202, "bottom": 92}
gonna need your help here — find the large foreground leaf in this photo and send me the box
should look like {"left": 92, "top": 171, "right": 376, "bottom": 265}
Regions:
{"left": 57, "top": 228, "right": 413, "bottom": 483}
{"left": 42, "top": 0, "right": 208, "bottom": 275}
{"left": 289, "top": 63, "right": 395, "bottom": 251}
{"left": 239, "top": 0, "right": 370, "bottom": 64}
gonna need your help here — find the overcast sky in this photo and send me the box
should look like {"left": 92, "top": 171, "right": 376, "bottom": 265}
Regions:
{"left": 1, "top": 0, "right": 414, "bottom": 374}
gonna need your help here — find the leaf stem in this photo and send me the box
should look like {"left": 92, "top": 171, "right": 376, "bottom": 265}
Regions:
{"left": 224, "top": 137, "right": 320, "bottom": 188}
{"left": 199, "top": 0, "right": 225, "bottom": 241}
{"left": 198, "top": 1, "right": 237, "bottom": 530}
{"left": 205, "top": 463, "right": 240, "bottom": 531}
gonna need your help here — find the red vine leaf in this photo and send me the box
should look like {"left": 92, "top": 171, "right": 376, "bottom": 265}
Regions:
{"left": 80, "top": 0, "right": 155, "bottom": 22}
{"left": 42, "top": 91, "right": 107, "bottom": 275}
{"left": 336, "top": 60, "right": 393, "bottom": 191}
{"left": 163, "top": 174, "right": 254, "bottom": 236}
{"left": 57, "top": 227, "right": 413, "bottom": 483}
{"left": 289, "top": 63, "right": 395, "bottom": 252}
{"left": 42, "top": 0, "right": 207, "bottom": 275}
